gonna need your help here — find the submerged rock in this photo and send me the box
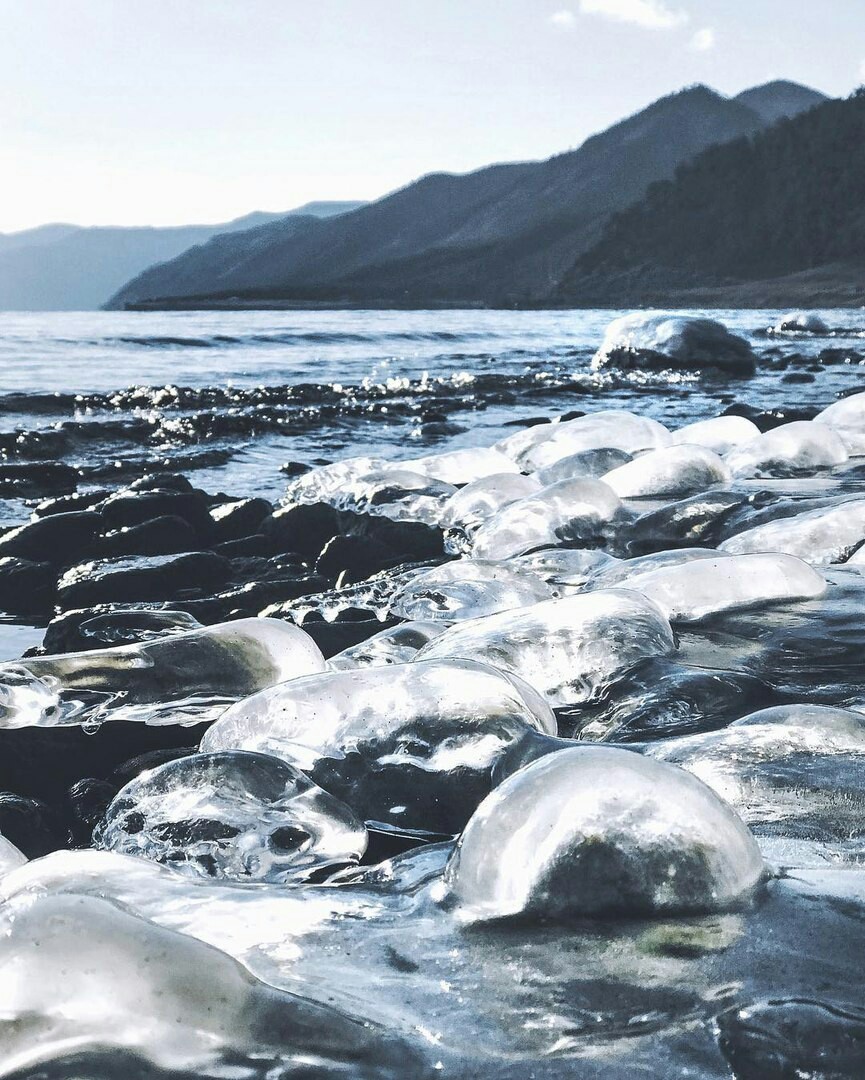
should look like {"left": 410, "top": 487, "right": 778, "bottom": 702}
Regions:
{"left": 202, "top": 658, "right": 557, "bottom": 834}
{"left": 444, "top": 746, "right": 764, "bottom": 921}
{"left": 95, "top": 750, "right": 367, "bottom": 883}
{"left": 591, "top": 314, "right": 757, "bottom": 376}
{"left": 417, "top": 588, "right": 676, "bottom": 706}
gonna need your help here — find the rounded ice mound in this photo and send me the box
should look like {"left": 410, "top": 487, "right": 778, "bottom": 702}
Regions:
{"left": 0, "top": 617, "right": 325, "bottom": 729}
{"left": 535, "top": 447, "right": 633, "bottom": 486}
{"left": 444, "top": 746, "right": 764, "bottom": 922}
{"left": 515, "top": 547, "right": 618, "bottom": 594}
{"left": 0, "top": 892, "right": 425, "bottom": 1078}
{"left": 327, "top": 621, "right": 444, "bottom": 670}
{"left": 772, "top": 311, "right": 830, "bottom": 334}
{"left": 670, "top": 415, "right": 761, "bottom": 456}
{"left": 416, "top": 589, "right": 676, "bottom": 706}
{"left": 439, "top": 472, "right": 541, "bottom": 532}
{"left": 649, "top": 705, "right": 865, "bottom": 860}
{"left": 725, "top": 420, "right": 849, "bottom": 479}
{"left": 0, "top": 833, "right": 26, "bottom": 875}
{"left": 495, "top": 409, "right": 671, "bottom": 472}
{"left": 814, "top": 390, "right": 865, "bottom": 455}
{"left": 470, "top": 478, "right": 622, "bottom": 560}
{"left": 398, "top": 446, "right": 519, "bottom": 485}
{"left": 94, "top": 750, "right": 367, "bottom": 883}
{"left": 602, "top": 444, "right": 731, "bottom": 498}
{"left": 719, "top": 499, "right": 865, "bottom": 565}
{"left": 390, "top": 559, "right": 552, "bottom": 622}
{"left": 599, "top": 552, "right": 826, "bottom": 622}
{"left": 202, "top": 658, "right": 557, "bottom": 834}
{"left": 284, "top": 455, "right": 383, "bottom": 505}
{"left": 591, "top": 313, "right": 757, "bottom": 376}
{"left": 327, "top": 466, "right": 456, "bottom": 524}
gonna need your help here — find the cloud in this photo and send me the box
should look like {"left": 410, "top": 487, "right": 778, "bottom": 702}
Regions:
{"left": 549, "top": 10, "right": 577, "bottom": 28}
{"left": 578, "top": 0, "right": 689, "bottom": 30}
{"left": 690, "top": 26, "right": 716, "bottom": 51}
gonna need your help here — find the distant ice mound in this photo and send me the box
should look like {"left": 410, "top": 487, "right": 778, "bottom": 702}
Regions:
{"left": 444, "top": 746, "right": 764, "bottom": 922}
{"left": 725, "top": 420, "right": 849, "bottom": 478}
{"left": 771, "top": 311, "right": 830, "bottom": 334}
{"left": 592, "top": 314, "right": 757, "bottom": 376}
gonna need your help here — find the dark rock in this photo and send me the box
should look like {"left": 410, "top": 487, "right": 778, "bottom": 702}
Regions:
{"left": 781, "top": 371, "right": 816, "bottom": 384}
{"left": 0, "top": 511, "right": 102, "bottom": 566}
{"left": 298, "top": 616, "right": 400, "bottom": 659}
{"left": 33, "top": 490, "right": 112, "bottom": 518}
{"left": 210, "top": 498, "right": 273, "bottom": 542}
{"left": 502, "top": 416, "right": 552, "bottom": 428}
{"left": 0, "top": 557, "right": 56, "bottom": 616}
{"left": 57, "top": 551, "right": 231, "bottom": 609}
{"left": 128, "top": 472, "right": 194, "bottom": 493}
{"left": 94, "top": 515, "right": 199, "bottom": 558}
{"left": 316, "top": 534, "right": 399, "bottom": 584}
{"left": 41, "top": 606, "right": 204, "bottom": 654}
{"left": 66, "top": 778, "right": 119, "bottom": 845}
{"left": 0, "top": 462, "right": 79, "bottom": 498}
{"left": 337, "top": 510, "right": 444, "bottom": 563}
{"left": 722, "top": 402, "right": 818, "bottom": 432}
{"left": 215, "top": 575, "right": 329, "bottom": 617}
{"left": 279, "top": 460, "right": 312, "bottom": 476}
{"left": 262, "top": 502, "right": 341, "bottom": 559}
{"left": 625, "top": 491, "right": 749, "bottom": 556}
{"left": 213, "top": 534, "right": 277, "bottom": 557}
{"left": 111, "top": 747, "right": 199, "bottom": 787}
{"left": 0, "top": 792, "right": 65, "bottom": 857}
{"left": 99, "top": 490, "right": 214, "bottom": 541}
{"left": 820, "top": 347, "right": 864, "bottom": 365}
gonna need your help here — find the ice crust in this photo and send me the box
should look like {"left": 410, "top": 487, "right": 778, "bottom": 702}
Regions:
{"left": 591, "top": 314, "right": 757, "bottom": 375}
{"left": 602, "top": 444, "right": 731, "bottom": 498}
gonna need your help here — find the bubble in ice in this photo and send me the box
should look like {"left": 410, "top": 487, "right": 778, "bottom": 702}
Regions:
{"left": 470, "top": 477, "right": 622, "bottom": 560}
{"left": 595, "top": 552, "right": 826, "bottom": 622}
{"left": 0, "top": 833, "right": 26, "bottom": 875}
{"left": 719, "top": 498, "right": 865, "bottom": 565}
{"left": 399, "top": 445, "right": 520, "bottom": 485}
{"left": 602, "top": 444, "right": 731, "bottom": 498}
{"left": 438, "top": 472, "right": 542, "bottom": 532}
{"left": 0, "top": 617, "right": 325, "bottom": 729}
{"left": 94, "top": 750, "right": 367, "bottom": 883}
{"left": 648, "top": 704, "right": 865, "bottom": 861}
{"left": 444, "top": 746, "right": 764, "bottom": 922}
{"left": 416, "top": 588, "right": 676, "bottom": 706}
{"left": 0, "top": 891, "right": 427, "bottom": 1078}
{"left": 327, "top": 620, "right": 445, "bottom": 670}
{"left": 389, "top": 558, "right": 553, "bottom": 622}
{"left": 590, "top": 313, "right": 757, "bottom": 376}
{"left": 497, "top": 409, "right": 671, "bottom": 472}
{"left": 725, "top": 420, "right": 849, "bottom": 478}
{"left": 202, "top": 657, "right": 557, "bottom": 834}
{"left": 669, "top": 415, "right": 761, "bottom": 455}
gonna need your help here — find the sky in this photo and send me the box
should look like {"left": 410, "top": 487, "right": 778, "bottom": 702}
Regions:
{"left": 1, "top": 0, "right": 863, "bottom": 233}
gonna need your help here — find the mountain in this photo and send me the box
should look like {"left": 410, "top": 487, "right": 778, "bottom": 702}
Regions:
{"left": 733, "top": 79, "right": 827, "bottom": 125}
{"left": 0, "top": 202, "right": 366, "bottom": 311}
{"left": 108, "top": 81, "right": 827, "bottom": 311}
{"left": 555, "top": 90, "right": 865, "bottom": 308}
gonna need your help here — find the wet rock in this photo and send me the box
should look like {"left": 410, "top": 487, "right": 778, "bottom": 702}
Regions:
{"left": 57, "top": 551, "right": 231, "bottom": 608}
{"left": 213, "top": 532, "right": 276, "bottom": 557}
{"left": 95, "top": 750, "right": 367, "bottom": 883}
{"left": 0, "top": 511, "right": 102, "bottom": 566}
{"left": 390, "top": 560, "right": 552, "bottom": 622}
{"left": 0, "top": 462, "right": 78, "bottom": 497}
{"left": 93, "top": 514, "right": 199, "bottom": 558}
{"left": 0, "top": 793, "right": 65, "bottom": 857}
{"left": 32, "top": 489, "right": 111, "bottom": 518}
{"left": 66, "top": 777, "right": 118, "bottom": 846}
{"left": 535, "top": 447, "right": 633, "bottom": 486}
{"left": 316, "top": 533, "right": 401, "bottom": 584}
{"left": 445, "top": 746, "right": 765, "bottom": 921}
{"left": 99, "top": 489, "right": 214, "bottom": 541}
{"left": 41, "top": 605, "right": 203, "bottom": 654}
{"left": 297, "top": 615, "right": 402, "bottom": 660}
{"left": 128, "top": 472, "right": 194, "bottom": 493}
{"left": 209, "top": 497, "right": 273, "bottom": 542}
{"left": 591, "top": 314, "right": 757, "bottom": 376}
{"left": 262, "top": 501, "right": 341, "bottom": 558}
{"left": 722, "top": 402, "right": 818, "bottom": 432}
{"left": 0, "top": 556, "right": 55, "bottom": 616}
{"left": 327, "top": 621, "right": 445, "bottom": 670}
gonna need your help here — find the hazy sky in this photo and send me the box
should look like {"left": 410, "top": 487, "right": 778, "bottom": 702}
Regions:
{"left": 1, "top": 0, "right": 862, "bottom": 232}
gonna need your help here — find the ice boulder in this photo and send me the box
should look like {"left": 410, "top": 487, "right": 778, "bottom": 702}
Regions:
{"left": 0, "top": 617, "right": 325, "bottom": 729}
{"left": 439, "top": 472, "right": 541, "bottom": 532}
{"left": 444, "top": 746, "right": 764, "bottom": 921}
{"left": 284, "top": 455, "right": 383, "bottom": 505}
{"left": 591, "top": 314, "right": 757, "bottom": 376}
{"left": 772, "top": 311, "right": 830, "bottom": 334}
{"left": 599, "top": 552, "right": 826, "bottom": 622}
{"left": 416, "top": 589, "right": 676, "bottom": 706}
{"left": 495, "top": 409, "right": 671, "bottom": 472}
{"left": 398, "top": 446, "right": 519, "bottom": 485}
{"left": 470, "top": 478, "right": 622, "bottom": 560}
{"left": 327, "top": 621, "right": 445, "bottom": 670}
{"left": 670, "top": 415, "right": 761, "bottom": 456}
{"left": 95, "top": 750, "right": 367, "bottom": 883}
{"left": 535, "top": 447, "right": 633, "bottom": 486}
{"left": 202, "top": 658, "right": 557, "bottom": 834}
{"left": 325, "top": 466, "right": 456, "bottom": 524}
{"left": 0, "top": 892, "right": 424, "bottom": 1077}
{"left": 0, "top": 834, "right": 26, "bottom": 875}
{"left": 515, "top": 547, "right": 619, "bottom": 594}
{"left": 602, "top": 444, "right": 731, "bottom": 499}
{"left": 390, "top": 559, "right": 552, "bottom": 622}
{"left": 719, "top": 499, "right": 865, "bottom": 565}
{"left": 814, "top": 391, "right": 865, "bottom": 456}
{"left": 725, "top": 421, "right": 849, "bottom": 478}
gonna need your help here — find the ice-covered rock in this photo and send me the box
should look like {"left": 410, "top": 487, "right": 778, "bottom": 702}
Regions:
{"left": 202, "top": 658, "right": 557, "bottom": 833}
{"left": 670, "top": 415, "right": 761, "bottom": 456}
{"left": 599, "top": 552, "right": 826, "bottom": 622}
{"left": 95, "top": 750, "right": 367, "bottom": 883}
{"left": 326, "top": 466, "right": 457, "bottom": 524}
{"left": 649, "top": 705, "right": 865, "bottom": 862}
{"left": 444, "top": 746, "right": 764, "bottom": 921}
{"left": 0, "top": 891, "right": 423, "bottom": 1078}
{"left": 327, "top": 621, "right": 445, "bottom": 670}
{"left": 389, "top": 559, "right": 552, "bottom": 622}
{"left": 725, "top": 420, "right": 849, "bottom": 478}
{"left": 398, "top": 446, "right": 519, "bottom": 485}
{"left": 602, "top": 444, "right": 731, "bottom": 498}
{"left": 514, "top": 547, "right": 619, "bottom": 594}
{"left": 534, "top": 447, "right": 633, "bottom": 486}
{"left": 772, "top": 311, "right": 830, "bottom": 334}
{"left": 591, "top": 314, "right": 757, "bottom": 376}
{"left": 814, "top": 390, "right": 865, "bottom": 456}
{"left": 0, "top": 617, "right": 325, "bottom": 729}
{"left": 719, "top": 499, "right": 865, "bottom": 565}
{"left": 416, "top": 589, "right": 676, "bottom": 706}
{"left": 284, "top": 455, "right": 382, "bottom": 505}
{"left": 470, "top": 478, "right": 622, "bottom": 560}
{"left": 0, "top": 833, "right": 26, "bottom": 875}
{"left": 439, "top": 472, "right": 542, "bottom": 532}
{"left": 495, "top": 409, "right": 671, "bottom": 472}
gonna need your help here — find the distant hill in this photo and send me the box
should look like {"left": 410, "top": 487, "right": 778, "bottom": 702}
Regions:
{"left": 555, "top": 90, "right": 865, "bottom": 308}
{"left": 0, "top": 202, "right": 365, "bottom": 311}
{"left": 108, "top": 81, "right": 827, "bottom": 311}
{"left": 733, "top": 79, "right": 828, "bottom": 124}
